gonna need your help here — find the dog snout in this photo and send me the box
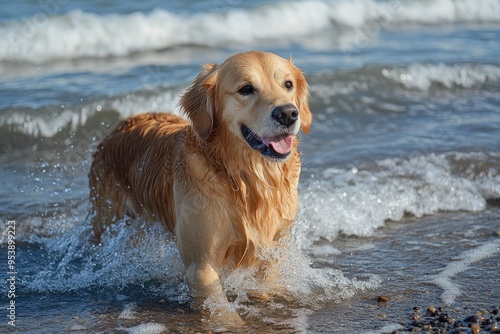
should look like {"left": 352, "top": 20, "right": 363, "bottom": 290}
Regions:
{"left": 271, "top": 104, "right": 298, "bottom": 127}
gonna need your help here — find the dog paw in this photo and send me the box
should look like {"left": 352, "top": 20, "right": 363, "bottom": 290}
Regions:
{"left": 208, "top": 307, "right": 246, "bottom": 328}
{"left": 247, "top": 289, "right": 272, "bottom": 301}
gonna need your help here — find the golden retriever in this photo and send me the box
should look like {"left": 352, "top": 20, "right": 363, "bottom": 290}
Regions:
{"left": 89, "top": 51, "right": 311, "bottom": 314}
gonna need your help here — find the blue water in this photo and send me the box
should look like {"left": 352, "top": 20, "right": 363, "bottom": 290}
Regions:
{"left": 1, "top": 0, "right": 500, "bottom": 332}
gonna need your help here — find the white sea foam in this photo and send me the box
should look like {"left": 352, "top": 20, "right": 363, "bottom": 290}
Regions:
{"left": 295, "top": 152, "right": 500, "bottom": 250}
{"left": 1, "top": 0, "right": 499, "bottom": 63}
{"left": 0, "top": 88, "right": 183, "bottom": 138}
{"left": 382, "top": 63, "right": 500, "bottom": 90}
{"left": 427, "top": 239, "right": 500, "bottom": 305}
{"left": 26, "top": 221, "right": 189, "bottom": 300}
{"left": 25, "top": 216, "right": 379, "bottom": 307}
{"left": 219, "top": 237, "right": 380, "bottom": 309}
{"left": 119, "top": 303, "right": 138, "bottom": 320}
{"left": 4, "top": 62, "right": 500, "bottom": 140}
{"left": 119, "top": 323, "right": 167, "bottom": 334}
{"left": 362, "top": 323, "right": 405, "bottom": 334}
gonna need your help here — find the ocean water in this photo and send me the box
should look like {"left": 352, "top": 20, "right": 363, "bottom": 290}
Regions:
{"left": 1, "top": 0, "right": 500, "bottom": 333}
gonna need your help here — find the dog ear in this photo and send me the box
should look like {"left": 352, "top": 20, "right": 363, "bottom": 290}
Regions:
{"left": 291, "top": 62, "right": 312, "bottom": 135}
{"left": 180, "top": 64, "right": 218, "bottom": 140}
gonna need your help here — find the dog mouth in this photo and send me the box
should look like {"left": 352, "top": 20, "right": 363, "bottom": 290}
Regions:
{"left": 241, "top": 124, "right": 294, "bottom": 160}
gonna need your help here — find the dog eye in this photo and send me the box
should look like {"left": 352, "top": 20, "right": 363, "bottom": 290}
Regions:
{"left": 285, "top": 81, "right": 293, "bottom": 90}
{"left": 238, "top": 85, "right": 255, "bottom": 96}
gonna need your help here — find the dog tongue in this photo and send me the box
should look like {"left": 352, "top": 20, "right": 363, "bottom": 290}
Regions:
{"left": 262, "top": 135, "right": 294, "bottom": 155}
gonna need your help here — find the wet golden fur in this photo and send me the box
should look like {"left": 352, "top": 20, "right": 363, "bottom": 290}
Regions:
{"left": 89, "top": 51, "right": 311, "bottom": 305}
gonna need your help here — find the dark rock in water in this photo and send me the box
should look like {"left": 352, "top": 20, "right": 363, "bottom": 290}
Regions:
{"left": 487, "top": 322, "right": 499, "bottom": 332}
{"left": 402, "top": 305, "right": 500, "bottom": 333}
{"left": 439, "top": 313, "right": 452, "bottom": 323}
{"left": 410, "top": 320, "right": 422, "bottom": 328}
{"left": 377, "top": 295, "right": 389, "bottom": 303}
{"left": 464, "top": 314, "right": 482, "bottom": 323}
{"left": 483, "top": 318, "right": 495, "bottom": 326}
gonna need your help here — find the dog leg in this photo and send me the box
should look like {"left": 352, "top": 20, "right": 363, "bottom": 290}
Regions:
{"left": 185, "top": 262, "right": 225, "bottom": 304}
{"left": 184, "top": 261, "right": 245, "bottom": 326}
{"left": 174, "top": 203, "right": 244, "bottom": 324}
{"left": 88, "top": 169, "right": 129, "bottom": 242}
{"left": 248, "top": 240, "right": 298, "bottom": 304}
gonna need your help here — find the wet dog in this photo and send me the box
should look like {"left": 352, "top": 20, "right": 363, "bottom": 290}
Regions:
{"left": 89, "top": 51, "right": 311, "bottom": 315}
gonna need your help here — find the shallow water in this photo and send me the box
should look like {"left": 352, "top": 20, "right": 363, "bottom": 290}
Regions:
{"left": 1, "top": 0, "right": 500, "bottom": 332}
{"left": 3, "top": 208, "right": 499, "bottom": 333}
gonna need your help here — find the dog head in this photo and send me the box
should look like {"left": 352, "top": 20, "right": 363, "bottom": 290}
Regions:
{"left": 181, "top": 51, "right": 311, "bottom": 162}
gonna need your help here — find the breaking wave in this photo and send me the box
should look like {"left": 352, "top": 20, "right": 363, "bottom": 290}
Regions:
{"left": 1, "top": 0, "right": 499, "bottom": 63}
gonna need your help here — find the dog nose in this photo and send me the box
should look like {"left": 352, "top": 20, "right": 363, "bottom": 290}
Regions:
{"left": 271, "top": 104, "right": 298, "bottom": 127}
